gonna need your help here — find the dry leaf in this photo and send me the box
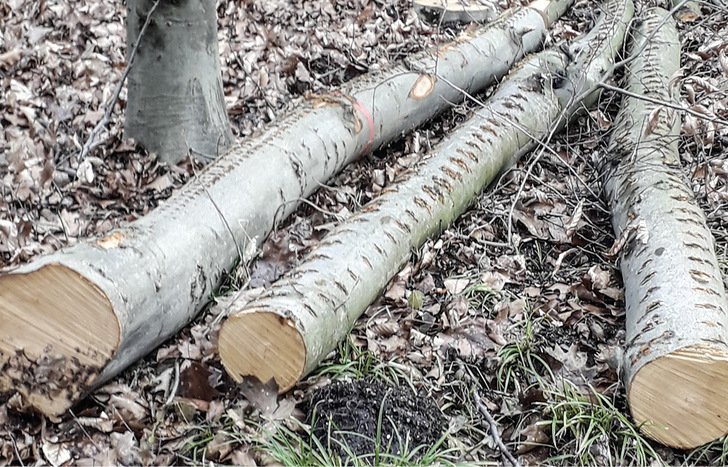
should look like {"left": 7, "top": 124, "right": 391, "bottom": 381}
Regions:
{"left": 564, "top": 199, "right": 584, "bottom": 240}
{"left": 587, "top": 265, "right": 610, "bottom": 291}
{"left": 643, "top": 107, "right": 661, "bottom": 137}
{"left": 444, "top": 278, "right": 469, "bottom": 295}
{"left": 178, "top": 361, "right": 219, "bottom": 402}
{"left": 480, "top": 270, "right": 509, "bottom": 292}
{"left": 42, "top": 441, "right": 72, "bottom": 467}
{"left": 239, "top": 376, "right": 281, "bottom": 419}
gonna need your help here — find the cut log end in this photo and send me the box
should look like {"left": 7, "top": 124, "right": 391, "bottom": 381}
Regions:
{"left": 628, "top": 345, "right": 728, "bottom": 449}
{"left": 219, "top": 310, "right": 306, "bottom": 393}
{"left": 0, "top": 264, "right": 119, "bottom": 417}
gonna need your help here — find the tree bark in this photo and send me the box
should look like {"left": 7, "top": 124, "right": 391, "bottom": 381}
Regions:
{"left": 125, "top": 0, "right": 232, "bottom": 165}
{"left": 603, "top": 8, "right": 728, "bottom": 449}
{"left": 218, "top": 0, "right": 633, "bottom": 395}
{"left": 0, "top": 0, "right": 572, "bottom": 417}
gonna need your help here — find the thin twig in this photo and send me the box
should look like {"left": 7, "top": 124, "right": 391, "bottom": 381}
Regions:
{"left": 8, "top": 432, "right": 24, "bottom": 467}
{"left": 69, "top": 408, "right": 102, "bottom": 451}
{"left": 436, "top": 73, "right": 604, "bottom": 207}
{"left": 456, "top": 360, "right": 520, "bottom": 467}
{"left": 78, "top": 0, "right": 161, "bottom": 162}
{"left": 472, "top": 387, "right": 521, "bottom": 467}
{"left": 598, "top": 81, "right": 728, "bottom": 126}
{"left": 166, "top": 359, "right": 181, "bottom": 405}
{"left": 189, "top": 161, "right": 245, "bottom": 264}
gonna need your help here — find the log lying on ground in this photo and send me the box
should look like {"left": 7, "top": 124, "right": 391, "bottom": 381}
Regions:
{"left": 0, "top": 0, "right": 573, "bottom": 417}
{"left": 603, "top": 8, "right": 728, "bottom": 449}
{"left": 414, "top": 0, "right": 499, "bottom": 24}
{"left": 219, "top": 0, "right": 633, "bottom": 393}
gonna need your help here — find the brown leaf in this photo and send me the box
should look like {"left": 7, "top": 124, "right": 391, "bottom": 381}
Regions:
{"left": 480, "top": 270, "right": 509, "bottom": 292}
{"left": 42, "top": 441, "right": 72, "bottom": 467}
{"left": 516, "top": 421, "right": 550, "bottom": 454}
{"left": 108, "top": 394, "right": 148, "bottom": 427}
{"left": 564, "top": 199, "right": 584, "bottom": 240}
{"left": 239, "top": 375, "right": 279, "bottom": 418}
{"left": 545, "top": 344, "right": 597, "bottom": 386}
{"left": 587, "top": 265, "right": 610, "bottom": 291}
{"left": 444, "top": 295, "right": 469, "bottom": 329}
{"left": 146, "top": 174, "right": 173, "bottom": 192}
{"left": 643, "top": 107, "right": 661, "bottom": 137}
{"left": 0, "top": 49, "right": 22, "bottom": 69}
{"left": 110, "top": 431, "right": 140, "bottom": 466}
{"left": 444, "top": 278, "right": 469, "bottom": 295}
{"left": 178, "top": 361, "right": 219, "bottom": 402}
{"left": 385, "top": 277, "right": 407, "bottom": 301}
{"left": 75, "top": 414, "right": 115, "bottom": 433}
{"left": 229, "top": 449, "right": 257, "bottom": 466}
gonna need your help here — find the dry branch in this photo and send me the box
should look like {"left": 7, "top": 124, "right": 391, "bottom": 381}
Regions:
{"left": 218, "top": 0, "right": 633, "bottom": 393}
{"left": 0, "top": 0, "right": 572, "bottom": 417}
{"left": 603, "top": 8, "right": 728, "bottom": 449}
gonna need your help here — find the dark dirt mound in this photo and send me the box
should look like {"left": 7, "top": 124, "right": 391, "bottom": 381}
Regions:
{"left": 305, "top": 378, "right": 444, "bottom": 461}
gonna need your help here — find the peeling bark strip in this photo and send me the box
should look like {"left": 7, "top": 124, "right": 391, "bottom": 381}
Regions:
{"left": 603, "top": 8, "right": 728, "bottom": 449}
{"left": 0, "top": 0, "right": 573, "bottom": 417}
{"left": 219, "top": 0, "right": 632, "bottom": 395}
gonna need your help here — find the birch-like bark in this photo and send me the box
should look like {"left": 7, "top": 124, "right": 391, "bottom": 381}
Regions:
{"left": 125, "top": 0, "right": 233, "bottom": 164}
{"left": 603, "top": 8, "right": 728, "bottom": 449}
{"left": 219, "top": 0, "right": 633, "bottom": 395}
{"left": 0, "top": 0, "right": 572, "bottom": 417}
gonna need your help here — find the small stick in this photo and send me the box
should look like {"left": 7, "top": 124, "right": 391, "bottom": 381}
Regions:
{"left": 457, "top": 361, "right": 520, "bottom": 467}
{"left": 472, "top": 385, "right": 521, "bottom": 467}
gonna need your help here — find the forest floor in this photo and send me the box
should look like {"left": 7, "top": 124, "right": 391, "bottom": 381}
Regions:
{"left": 1, "top": 0, "right": 728, "bottom": 465}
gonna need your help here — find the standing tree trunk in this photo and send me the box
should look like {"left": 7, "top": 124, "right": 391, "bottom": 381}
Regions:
{"left": 603, "top": 8, "right": 728, "bottom": 449}
{"left": 218, "top": 0, "right": 633, "bottom": 394}
{"left": 0, "top": 0, "right": 572, "bottom": 418}
{"left": 125, "top": 0, "right": 232, "bottom": 165}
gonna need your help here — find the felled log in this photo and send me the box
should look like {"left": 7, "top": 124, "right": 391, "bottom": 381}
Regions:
{"left": 0, "top": 0, "right": 572, "bottom": 417}
{"left": 413, "top": 0, "right": 499, "bottom": 24}
{"left": 219, "top": 0, "right": 633, "bottom": 394}
{"left": 603, "top": 8, "right": 728, "bottom": 449}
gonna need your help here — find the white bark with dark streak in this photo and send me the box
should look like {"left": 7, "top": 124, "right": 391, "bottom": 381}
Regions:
{"left": 604, "top": 8, "right": 728, "bottom": 449}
